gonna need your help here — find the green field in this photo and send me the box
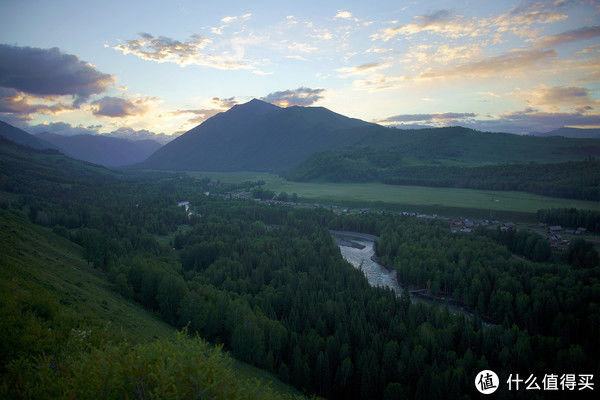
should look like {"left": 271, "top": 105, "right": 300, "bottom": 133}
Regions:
{"left": 190, "top": 171, "right": 600, "bottom": 214}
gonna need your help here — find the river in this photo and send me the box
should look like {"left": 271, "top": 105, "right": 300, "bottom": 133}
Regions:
{"left": 331, "top": 230, "right": 482, "bottom": 321}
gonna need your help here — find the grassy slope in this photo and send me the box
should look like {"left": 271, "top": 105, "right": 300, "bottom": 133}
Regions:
{"left": 0, "top": 209, "right": 302, "bottom": 398}
{"left": 189, "top": 171, "right": 600, "bottom": 214}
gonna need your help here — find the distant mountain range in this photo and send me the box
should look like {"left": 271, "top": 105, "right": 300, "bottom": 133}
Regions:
{"left": 530, "top": 127, "right": 600, "bottom": 139}
{"left": 139, "top": 99, "right": 600, "bottom": 172}
{"left": 0, "top": 120, "right": 55, "bottom": 150}
{"left": 36, "top": 133, "right": 162, "bottom": 167}
{"left": 0, "top": 120, "right": 162, "bottom": 167}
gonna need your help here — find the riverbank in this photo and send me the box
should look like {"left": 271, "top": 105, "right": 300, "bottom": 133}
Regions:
{"left": 332, "top": 230, "right": 492, "bottom": 324}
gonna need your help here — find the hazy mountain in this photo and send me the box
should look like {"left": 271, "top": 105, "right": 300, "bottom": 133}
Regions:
{"left": 138, "top": 99, "right": 600, "bottom": 173}
{"left": 0, "top": 120, "right": 55, "bottom": 150}
{"left": 36, "top": 133, "right": 162, "bottom": 167}
{"left": 530, "top": 127, "right": 600, "bottom": 139}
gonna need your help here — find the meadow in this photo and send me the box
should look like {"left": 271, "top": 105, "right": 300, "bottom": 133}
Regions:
{"left": 190, "top": 171, "right": 600, "bottom": 214}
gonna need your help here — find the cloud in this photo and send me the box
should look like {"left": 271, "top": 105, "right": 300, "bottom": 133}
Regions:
{"left": 0, "top": 44, "right": 114, "bottom": 106}
{"left": 27, "top": 121, "right": 99, "bottom": 136}
{"left": 420, "top": 48, "right": 556, "bottom": 79}
{"left": 262, "top": 87, "right": 325, "bottom": 107}
{"left": 104, "top": 127, "right": 174, "bottom": 143}
{"left": 336, "top": 62, "right": 391, "bottom": 77}
{"left": 371, "top": 10, "right": 478, "bottom": 41}
{"left": 221, "top": 13, "right": 251, "bottom": 24}
{"left": 211, "top": 96, "right": 238, "bottom": 108}
{"left": 0, "top": 87, "right": 73, "bottom": 118}
{"left": 112, "top": 33, "right": 260, "bottom": 72}
{"left": 371, "top": 4, "right": 567, "bottom": 41}
{"left": 26, "top": 121, "right": 174, "bottom": 143}
{"left": 170, "top": 108, "right": 222, "bottom": 125}
{"left": 465, "top": 108, "right": 600, "bottom": 134}
{"left": 377, "top": 112, "right": 477, "bottom": 124}
{"left": 91, "top": 96, "right": 154, "bottom": 117}
{"left": 521, "top": 85, "right": 599, "bottom": 111}
{"left": 335, "top": 11, "right": 353, "bottom": 19}
{"left": 537, "top": 25, "right": 600, "bottom": 48}
{"left": 288, "top": 42, "right": 318, "bottom": 53}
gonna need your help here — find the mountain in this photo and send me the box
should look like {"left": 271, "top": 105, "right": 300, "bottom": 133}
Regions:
{"left": 36, "top": 132, "right": 162, "bottom": 167}
{"left": 0, "top": 120, "right": 55, "bottom": 150}
{"left": 139, "top": 98, "right": 374, "bottom": 172}
{"left": 530, "top": 127, "right": 600, "bottom": 139}
{"left": 139, "top": 99, "right": 600, "bottom": 173}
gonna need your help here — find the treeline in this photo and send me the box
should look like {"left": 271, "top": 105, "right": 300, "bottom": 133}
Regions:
{"left": 288, "top": 150, "right": 600, "bottom": 200}
{"left": 537, "top": 208, "right": 600, "bottom": 233}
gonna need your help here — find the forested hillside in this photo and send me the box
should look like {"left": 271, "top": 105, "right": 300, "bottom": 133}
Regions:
{"left": 289, "top": 152, "right": 600, "bottom": 200}
{"left": 2, "top": 138, "right": 599, "bottom": 399}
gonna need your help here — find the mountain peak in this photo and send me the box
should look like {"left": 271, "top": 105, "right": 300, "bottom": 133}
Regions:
{"left": 227, "top": 98, "right": 280, "bottom": 116}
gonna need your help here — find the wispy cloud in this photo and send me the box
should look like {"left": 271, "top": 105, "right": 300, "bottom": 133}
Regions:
{"left": 536, "top": 25, "right": 600, "bottom": 48}
{"left": 371, "top": 4, "right": 568, "bottom": 41}
{"left": 377, "top": 112, "right": 476, "bottom": 124}
{"left": 288, "top": 42, "right": 318, "bottom": 53}
{"left": 221, "top": 13, "right": 252, "bottom": 24}
{"left": 420, "top": 48, "right": 556, "bottom": 80}
{"left": 337, "top": 62, "right": 391, "bottom": 77}
{"left": 466, "top": 108, "right": 600, "bottom": 133}
{"left": 112, "top": 33, "right": 264, "bottom": 72}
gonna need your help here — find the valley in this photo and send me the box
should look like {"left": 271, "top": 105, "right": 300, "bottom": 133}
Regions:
{"left": 189, "top": 171, "right": 599, "bottom": 215}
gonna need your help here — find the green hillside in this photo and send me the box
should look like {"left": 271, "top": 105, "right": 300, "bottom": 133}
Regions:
{"left": 0, "top": 137, "right": 305, "bottom": 399}
{"left": 0, "top": 208, "right": 303, "bottom": 399}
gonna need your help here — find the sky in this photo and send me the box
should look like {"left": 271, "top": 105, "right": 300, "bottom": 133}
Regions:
{"left": 1, "top": 0, "right": 599, "bottom": 142}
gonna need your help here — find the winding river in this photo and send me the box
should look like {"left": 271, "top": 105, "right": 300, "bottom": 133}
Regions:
{"left": 331, "top": 230, "right": 482, "bottom": 321}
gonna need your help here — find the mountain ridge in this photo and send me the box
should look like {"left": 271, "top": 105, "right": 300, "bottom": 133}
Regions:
{"left": 139, "top": 99, "right": 600, "bottom": 172}
{"left": 35, "top": 132, "right": 162, "bottom": 167}
{"left": 0, "top": 120, "right": 55, "bottom": 150}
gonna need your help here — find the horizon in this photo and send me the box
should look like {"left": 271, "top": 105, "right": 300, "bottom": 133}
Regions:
{"left": 1, "top": 0, "right": 600, "bottom": 142}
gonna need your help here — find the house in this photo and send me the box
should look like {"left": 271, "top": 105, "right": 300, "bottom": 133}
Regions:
{"left": 549, "top": 225, "right": 562, "bottom": 232}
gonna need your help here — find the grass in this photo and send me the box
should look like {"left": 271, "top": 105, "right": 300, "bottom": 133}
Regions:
{"left": 189, "top": 171, "right": 600, "bottom": 214}
{"left": 0, "top": 208, "right": 303, "bottom": 399}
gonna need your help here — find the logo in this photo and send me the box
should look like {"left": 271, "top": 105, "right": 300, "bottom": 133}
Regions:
{"left": 475, "top": 370, "right": 499, "bottom": 394}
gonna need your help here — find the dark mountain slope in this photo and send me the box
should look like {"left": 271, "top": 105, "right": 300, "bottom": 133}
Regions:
{"left": 139, "top": 99, "right": 374, "bottom": 172}
{"left": 36, "top": 132, "right": 162, "bottom": 167}
{"left": 0, "top": 120, "right": 55, "bottom": 150}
